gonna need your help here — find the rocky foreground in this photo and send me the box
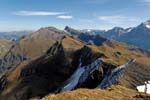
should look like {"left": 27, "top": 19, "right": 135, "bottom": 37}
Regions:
{"left": 30, "top": 85, "right": 150, "bottom": 100}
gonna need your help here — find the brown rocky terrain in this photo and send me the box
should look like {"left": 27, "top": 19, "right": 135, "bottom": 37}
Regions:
{"left": 0, "top": 26, "right": 150, "bottom": 100}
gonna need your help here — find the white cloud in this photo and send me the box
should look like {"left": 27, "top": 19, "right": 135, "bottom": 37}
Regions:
{"left": 13, "top": 11, "right": 66, "bottom": 16}
{"left": 98, "top": 15, "right": 138, "bottom": 24}
{"left": 57, "top": 15, "right": 73, "bottom": 19}
{"left": 141, "top": 0, "right": 150, "bottom": 2}
{"left": 138, "top": 0, "right": 150, "bottom": 5}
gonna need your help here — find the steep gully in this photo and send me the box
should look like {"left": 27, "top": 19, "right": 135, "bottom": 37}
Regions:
{"left": 60, "top": 58, "right": 102, "bottom": 92}
{"left": 59, "top": 48, "right": 136, "bottom": 92}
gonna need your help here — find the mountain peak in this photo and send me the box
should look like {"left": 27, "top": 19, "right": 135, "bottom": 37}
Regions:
{"left": 30, "top": 26, "right": 67, "bottom": 38}
{"left": 64, "top": 26, "right": 80, "bottom": 35}
{"left": 64, "top": 26, "right": 75, "bottom": 32}
{"left": 110, "top": 27, "right": 125, "bottom": 33}
{"left": 64, "top": 26, "right": 70, "bottom": 30}
{"left": 39, "top": 26, "right": 62, "bottom": 32}
{"left": 113, "top": 27, "right": 124, "bottom": 30}
{"left": 144, "top": 19, "right": 150, "bottom": 23}
{"left": 143, "top": 19, "right": 150, "bottom": 29}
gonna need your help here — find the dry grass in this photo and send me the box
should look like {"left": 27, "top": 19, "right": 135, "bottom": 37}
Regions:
{"left": 0, "top": 38, "right": 12, "bottom": 57}
{"left": 136, "top": 57, "right": 150, "bottom": 66}
{"left": 31, "top": 85, "right": 149, "bottom": 100}
{"left": 62, "top": 36, "right": 84, "bottom": 51}
{"left": 87, "top": 40, "right": 147, "bottom": 66}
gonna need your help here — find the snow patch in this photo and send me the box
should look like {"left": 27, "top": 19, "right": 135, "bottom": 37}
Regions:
{"left": 126, "top": 28, "right": 132, "bottom": 32}
{"left": 87, "top": 29, "right": 91, "bottom": 32}
{"left": 146, "top": 25, "right": 150, "bottom": 29}
{"left": 137, "top": 81, "right": 150, "bottom": 94}
{"left": 60, "top": 58, "right": 102, "bottom": 92}
{"left": 61, "top": 67, "right": 85, "bottom": 92}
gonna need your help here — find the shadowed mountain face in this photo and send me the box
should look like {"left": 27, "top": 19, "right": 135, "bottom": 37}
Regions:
{"left": 64, "top": 26, "right": 107, "bottom": 46}
{"left": 0, "top": 26, "right": 150, "bottom": 100}
{"left": 0, "top": 27, "right": 68, "bottom": 75}
{"left": 103, "top": 27, "right": 131, "bottom": 39}
{"left": 73, "top": 20, "right": 150, "bottom": 50}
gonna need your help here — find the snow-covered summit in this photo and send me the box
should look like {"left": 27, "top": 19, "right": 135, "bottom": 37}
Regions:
{"left": 143, "top": 19, "right": 150, "bottom": 29}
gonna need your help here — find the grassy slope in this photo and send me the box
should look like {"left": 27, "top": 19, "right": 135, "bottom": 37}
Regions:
{"left": 88, "top": 40, "right": 149, "bottom": 65}
{"left": 0, "top": 38, "right": 12, "bottom": 58}
{"left": 30, "top": 85, "right": 150, "bottom": 100}
{"left": 9, "top": 27, "right": 67, "bottom": 60}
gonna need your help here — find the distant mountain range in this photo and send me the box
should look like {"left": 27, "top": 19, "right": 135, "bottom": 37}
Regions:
{"left": 103, "top": 20, "right": 150, "bottom": 50}
{"left": 65, "top": 26, "right": 107, "bottom": 46}
{"left": 0, "top": 31, "right": 32, "bottom": 40}
{"left": 77, "top": 19, "right": 150, "bottom": 50}
{"left": 1, "top": 20, "right": 149, "bottom": 50}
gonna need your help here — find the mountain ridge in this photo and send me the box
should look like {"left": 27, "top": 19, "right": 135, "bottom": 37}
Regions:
{"left": 0, "top": 26, "right": 150, "bottom": 100}
{"left": 69, "top": 19, "right": 150, "bottom": 49}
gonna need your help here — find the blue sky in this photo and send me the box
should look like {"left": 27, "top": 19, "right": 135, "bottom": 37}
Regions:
{"left": 0, "top": 0, "right": 150, "bottom": 31}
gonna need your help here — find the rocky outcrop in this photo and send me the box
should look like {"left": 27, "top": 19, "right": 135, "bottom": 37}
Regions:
{"left": 60, "top": 58, "right": 103, "bottom": 92}
{"left": 59, "top": 58, "right": 136, "bottom": 93}
{"left": 0, "top": 75, "right": 7, "bottom": 92}
{"left": 20, "top": 41, "right": 66, "bottom": 78}
{"left": 97, "top": 59, "right": 136, "bottom": 89}
{"left": 0, "top": 50, "right": 26, "bottom": 73}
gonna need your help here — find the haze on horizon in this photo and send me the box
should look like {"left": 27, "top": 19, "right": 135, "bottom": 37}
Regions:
{"left": 0, "top": 0, "right": 150, "bottom": 31}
